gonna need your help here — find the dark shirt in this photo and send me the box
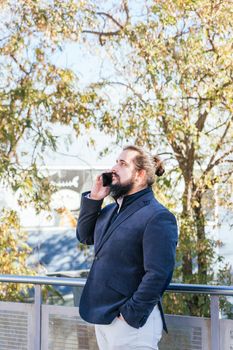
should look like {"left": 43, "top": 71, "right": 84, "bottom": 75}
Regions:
{"left": 109, "top": 186, "right": 152, "bottom": 228}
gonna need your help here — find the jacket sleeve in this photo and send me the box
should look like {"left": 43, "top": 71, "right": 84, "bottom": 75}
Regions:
{"left": 76, "top": 191, "right": 103, "bottom": 245}
{"left": 119, "top": 210, "right": 178, "bottom": 328}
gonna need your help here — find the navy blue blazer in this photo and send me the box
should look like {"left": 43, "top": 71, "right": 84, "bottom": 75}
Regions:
{"left": 76, "top": 189, "right": 178, "bottom": 331}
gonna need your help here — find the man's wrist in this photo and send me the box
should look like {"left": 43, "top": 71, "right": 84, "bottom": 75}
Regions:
{"left": 90, "top": 193, "right": 102, "bottom": 200}
{"left": 85, "top": 193, "right": 102, "bottom": 201}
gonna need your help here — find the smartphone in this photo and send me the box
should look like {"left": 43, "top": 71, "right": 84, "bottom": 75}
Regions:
{"left": 102, "top": 172, "right": 113, "bottom": 186}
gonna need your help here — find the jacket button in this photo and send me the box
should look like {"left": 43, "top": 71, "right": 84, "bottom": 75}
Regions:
{"left": 94, "top": 256, "right": 99, "bottom": 260}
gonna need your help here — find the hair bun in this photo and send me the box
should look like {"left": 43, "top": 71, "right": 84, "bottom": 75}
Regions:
{"left": 153, "top": 156, "right": 165, "bottom": 177}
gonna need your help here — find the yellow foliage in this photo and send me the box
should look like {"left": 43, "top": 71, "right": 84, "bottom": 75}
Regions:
{"left": 0, "top": 210, "right": 35, "bottom": 301}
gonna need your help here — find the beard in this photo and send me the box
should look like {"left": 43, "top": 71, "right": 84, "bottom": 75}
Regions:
{"left": 109, "top": 178, "right": 134, "bottom": 200}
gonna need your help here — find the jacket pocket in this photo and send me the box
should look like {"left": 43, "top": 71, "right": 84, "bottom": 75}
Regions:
{"left": 107, "top": 278, "right": 133, "bottom": 297}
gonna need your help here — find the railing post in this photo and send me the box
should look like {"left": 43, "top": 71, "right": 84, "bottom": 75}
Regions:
{"left": 210, "top": 295, "right": 220, "bottom": 350}
{"left": 34, "top": 285, "right": 42, "bottom": 350}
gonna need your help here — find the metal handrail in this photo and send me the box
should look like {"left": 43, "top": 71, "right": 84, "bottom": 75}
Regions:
{"left": 0, "top": 274, "right": 86, "bottom": 287}
{"left": 1, "top": 274, "right": 233, "bottom": 296}
{"left": 0, "top": 274, "right": 230, "bottom": 350}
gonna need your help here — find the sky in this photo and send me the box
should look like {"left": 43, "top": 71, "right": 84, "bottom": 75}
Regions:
{"left": 43, "top": 124, "right": 121, "bottom": 168}
{"left": 37, "top": 36, "right": 123, "bottom": 167}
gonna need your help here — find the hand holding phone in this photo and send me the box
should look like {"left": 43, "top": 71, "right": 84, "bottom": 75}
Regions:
{"left": 89, "top": 173, "right": 112, "bottom": 200}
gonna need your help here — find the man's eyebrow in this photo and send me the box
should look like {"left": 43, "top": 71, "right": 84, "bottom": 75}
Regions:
{"left": 117, "top": 158, "right": 129, "bottom": 164}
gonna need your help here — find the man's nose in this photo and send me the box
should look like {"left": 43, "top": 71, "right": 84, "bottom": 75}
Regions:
{"left": 111, "top": 165, "right": 117, "bottom": 173}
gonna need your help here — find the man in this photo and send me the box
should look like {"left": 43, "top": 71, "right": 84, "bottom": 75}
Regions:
{"left": 76, "top": 145, "right": 178, "bottom": 350}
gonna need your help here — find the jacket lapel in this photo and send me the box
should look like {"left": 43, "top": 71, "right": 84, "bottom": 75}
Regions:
{"left": 95, "top": 194, "right": 152, "bottom": 255}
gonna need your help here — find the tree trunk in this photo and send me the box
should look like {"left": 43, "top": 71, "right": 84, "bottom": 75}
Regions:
{"left": 180, "top": 180, "right": 194, "bottom": 282}
{"left": 193, "top": 192, "right": 208, "bottom": 284}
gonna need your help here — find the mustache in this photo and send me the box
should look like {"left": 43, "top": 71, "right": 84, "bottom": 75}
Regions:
{"left": 112, "top": 173, "right": 120, "bottom": 180}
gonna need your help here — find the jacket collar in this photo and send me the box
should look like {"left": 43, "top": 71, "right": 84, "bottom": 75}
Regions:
{"left": 116, "top": 186, "right": 152, "bottom": 212}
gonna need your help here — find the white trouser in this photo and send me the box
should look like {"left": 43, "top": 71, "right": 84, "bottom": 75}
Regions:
{"left": 95, "top": 305, "right": 163, "bottom": 350}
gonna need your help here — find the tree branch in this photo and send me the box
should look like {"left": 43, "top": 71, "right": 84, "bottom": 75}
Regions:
{"left": 0, "top": 35, "right": 11, "bottom": 42}
{"left": 205, "top": 119, "right": 228, "bottom": 135}
{"left": 96, "top": 12, "right": 124, "bottom": 29}
{"left": 195, "top": 110, "right": 209, "bottom": 132}
{"left": 10, "top": 54, "right": 29, "bottom": 75}
{"left": 160, "top": 117, "right": 187, "bottom": 174}
{"left": 82, "top": 29, "right": 122, "bottom": 37}
{"left": 204, "top": 116, "right": 233, "bottom": 175}
{"left": 209, "top": 147, "right": 233, "bottom": 169}
{"left": 222, "top": 170, "right": 233, "bottom": 183}
{"left": 94, "top": 80, "right": 147, "bottom": 104}
{"left": 206, "top": 28, "right": 217, "bottom": 54}
{"left": 82, "top": 3, "right": 129, "bottom": 44}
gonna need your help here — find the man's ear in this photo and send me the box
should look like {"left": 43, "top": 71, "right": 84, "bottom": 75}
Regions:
{"left": 136, "top": 169, "right": 146, "bottom": 184}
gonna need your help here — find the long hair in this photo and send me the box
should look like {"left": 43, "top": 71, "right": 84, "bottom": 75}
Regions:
{"left": 123, "top": 145, "right": 165, "bottom": 186}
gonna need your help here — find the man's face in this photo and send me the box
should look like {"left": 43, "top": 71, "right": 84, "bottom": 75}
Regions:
{"left": 109, "top": 150, "right": 138, "bottom": 198}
